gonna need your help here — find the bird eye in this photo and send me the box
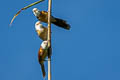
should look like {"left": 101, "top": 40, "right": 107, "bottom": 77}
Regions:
{"left": 36, "top": 22, "right": 40, "bottom": 25}
{"left": 33, "top": 9, "right": 37, "bottom": 12}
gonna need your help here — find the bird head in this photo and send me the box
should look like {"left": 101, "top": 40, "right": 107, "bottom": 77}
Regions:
{"left": 41, "top": 41, "right": 48, "bottom": 49}
{"left": 32, "top": 8, "right": 40, "bottom": 17}
{"left": 35, "top": 21, "right": 43, "bottom": 31}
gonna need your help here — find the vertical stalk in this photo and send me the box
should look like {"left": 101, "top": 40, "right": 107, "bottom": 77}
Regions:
{"left": 47, "top": 0, "right": 52, "bottom": 80}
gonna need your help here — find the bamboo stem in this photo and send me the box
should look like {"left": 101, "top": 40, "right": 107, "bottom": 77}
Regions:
{"left": 47, "top": 0, "right": 52, "bottom": 80}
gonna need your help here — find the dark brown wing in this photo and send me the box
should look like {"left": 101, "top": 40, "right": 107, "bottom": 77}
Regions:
{"left": 38, "top": 46, "right": 46, "bottom": 78}
{"left": 38, "top": 11, "right": 48, "bottom": 23}
{"left": 38, "top": 47, "right": 44, "bottom": 63}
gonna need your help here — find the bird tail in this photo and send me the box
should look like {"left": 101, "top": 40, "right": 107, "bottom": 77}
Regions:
{"left": 40, "top": 63, "right": 46, "bottom": 78}
{"left": 52, "top": 18, "right": 70, "bottom": 30}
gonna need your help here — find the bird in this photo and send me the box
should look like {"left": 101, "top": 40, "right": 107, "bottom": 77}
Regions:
{"left": 35, "top": 21, "right": 48, "bottom": 41}
{"left": 38, "top": 40, "right": 48, "bottom": 78}
{"left": 32, "top": 8, "right": 70, "bottom": 30}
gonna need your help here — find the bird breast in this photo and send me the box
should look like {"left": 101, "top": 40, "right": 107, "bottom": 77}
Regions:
{"left": 36, "top": 28, "right": 48, "bottom": 41}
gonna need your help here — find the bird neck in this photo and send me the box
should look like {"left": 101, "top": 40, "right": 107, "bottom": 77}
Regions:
{"left": 41, "top": 44, "right": 47, "bottom": 49}
{"left": 39, "top": 26, "right": 44, "bottom": 31}
{"left": 35, "top": 24, "right": 44, "bottom": 31}
{"left": 34, "top": 11, "right": 40, "bottom": 17}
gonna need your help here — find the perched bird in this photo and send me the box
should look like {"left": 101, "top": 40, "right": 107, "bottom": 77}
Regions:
{"left": 32, "top": 8, "right": 70, "bottom": 30}
{"left": 35, "top": 21, "right": 48, "bottom": 41}
{"left": 38, "top": 41, "right": 48, "bottom": 78}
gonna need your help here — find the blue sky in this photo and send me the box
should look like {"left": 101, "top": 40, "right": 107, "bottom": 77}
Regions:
{"left": 0, "top": 0, "right": 120, "bottom": 80}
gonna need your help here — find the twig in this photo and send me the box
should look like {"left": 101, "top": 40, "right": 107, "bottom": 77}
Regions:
{"left": 47, "top": 0, "right": 52, "bottom": 80}
{"left": 10, "top": 0, "right": 45, "bottom": 26}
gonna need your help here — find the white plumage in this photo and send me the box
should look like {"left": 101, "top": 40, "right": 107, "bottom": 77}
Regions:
{"left": 35, "top": 21, "right": 48, "bottom": 41}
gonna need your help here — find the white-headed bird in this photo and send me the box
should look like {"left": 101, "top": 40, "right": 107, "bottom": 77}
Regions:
{"left": 33, "top": 8, "right": 70, "bottom": 30}
{"left": 38, "top": 40, "right": 48, "bottom": 78}
{"left": 35, "top": 21, "right": 48, "bottom": 41}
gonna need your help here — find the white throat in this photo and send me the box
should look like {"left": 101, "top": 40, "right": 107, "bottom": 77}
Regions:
{"left": 41, "top": 41, "right": 48, "bottom": 49}
{"left": 35, "top": 24, "right": 43, "bottom": 31}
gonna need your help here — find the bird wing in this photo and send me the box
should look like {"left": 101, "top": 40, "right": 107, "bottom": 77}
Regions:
{"left": 38, "top": 47, "right": 46, "bottom": 78}
{"left": 39, "top": 11, "right": 56, "bottom": 23}
{"left": 39, "top": 27, "right": 48, "bottom": 41}
{"left": 38, "top": 46, "right": 48, "bottom": 62}
{"left": 37, "top": 11, "right": 48, "bottom": 22}
{"left": 40, "top": 11, "right": 48, "bottom": 16}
